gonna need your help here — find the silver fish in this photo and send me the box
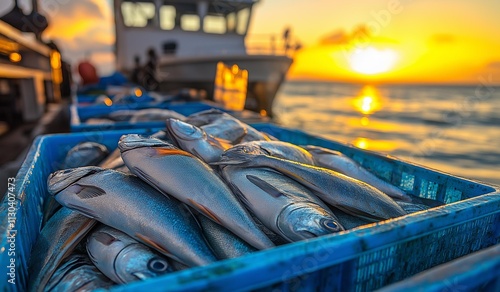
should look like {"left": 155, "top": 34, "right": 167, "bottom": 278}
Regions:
{"left": 186, "top": 109, "right": 270, "bottom": 143}
{"left": 48, "top": 166, "right": 217, "bottom": 267}
{"left": 185, "top": 108, "right": 230, "bottom": 127}
{"left": 87, "top": 225, "right": 173, "bottom": 284}
{"left": 28, "top": 207, "right": 97, "bottom": 292}
{"left": 45, "top": 254, "right": 114, "bottom": 292}
{"left": 221, "top": 166, "right": 343, "bottom": 242}
{"left": 218, "top": 145, "right": 407, "bottom": 221}
{"left": 130, "top": 108, "right": 186, "bottom": 123}
{"left": 43, "top": 143, "right": 108, "bottom": 226}
{"left": 63, "top": 142, "right": 109, "bottom": 169}
{"left": 238, "top": 141, "right": 315, "bottom": 165}
{"left": 119, "top": 135, "right": 274, "bottom": 250}
{"left": 166, "top": 118, "right": 232, "bottom": 163}
{"left": 196, "top": 214, "right": 256, "bottom": 260}
{"left": 304, "top": 145, "right": 411, "bottom": 202}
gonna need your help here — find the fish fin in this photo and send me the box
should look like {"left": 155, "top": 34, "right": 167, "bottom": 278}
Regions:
{"left": 246, "top": 175, "right": 285, "bottom": 198}
{"left": 187, "top": 199, "right": 222, "bottom": 225}
{"left": 135, "top": 233, "right": 171, "bottom": 256}
{"left": 94, "top": 231, "right": 118, "bottom": 246}
{"left": 73, "top": 184, "right": 106, "bottom": 199}
{"left": 155, "top": 148, "right": 193, "bottom": 157}
{"left": 65, "top": 203, "right": 99, "bottom": 219}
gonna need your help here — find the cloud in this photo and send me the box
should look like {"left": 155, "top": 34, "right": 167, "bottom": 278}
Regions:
{"left": 430, "top": 34, "right": 456, "bottom": 45}
{"left": 320, "top": 30, "right": 350, "bottom": 45}
{"left": 40, "top": 0, "right": 105, "bottom": 21}
{"left": 320, "top": 25, "right": 372, "bottom": 46}
{"left": 319, "top": 24, "right": 397, "bottom": 49}
{"left": 36, "top": 0, "right": 114, "bottom": 74}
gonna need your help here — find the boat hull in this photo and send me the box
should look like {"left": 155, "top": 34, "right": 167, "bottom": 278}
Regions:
{"left": 158, "top": 55, "right": 292, "bottom": 117}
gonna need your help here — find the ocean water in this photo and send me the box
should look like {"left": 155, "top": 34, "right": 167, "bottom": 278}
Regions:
{"left": 274, "top": 81, "right": 500, "bottom": 186}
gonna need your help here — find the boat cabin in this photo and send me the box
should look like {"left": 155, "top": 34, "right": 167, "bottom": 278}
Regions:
{"left": 114, "top": 0, "right": 258, "bottom": 72}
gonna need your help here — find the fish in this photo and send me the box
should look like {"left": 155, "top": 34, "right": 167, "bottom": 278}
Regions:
{"left": 184, "top": 108, "right": 230, "bottom": 127}
{"left": 45, "top": 254, "right": 115, "bottom": 292}
{"left": 237, "top": 141, "right": 315, "bottom": 165}
{"left": 28, "top": 207, "right": 97, "bottom": 292}
{"left": 221, "top": 166, "right": 344, "bottom": 242}
{"left": 130, "top": 108, "right": 186, "bottom": 123}
{"left": 304, "top": 145, "right": 412, "bottom": 202}
{"left": 43, "top": 142, "right": 109, "bottom": 227}
{"left": 166, "top": 118, "right": 232, "bottom": 163}
{"left": 48, "top": 166, "right": 217, "bottom": 267}
{"left": 63, "top": 142, "right": 109, "bottom": 169}
{"left": 196, "top": 214, "right": 256, "bottom": 260}
{"left": 186, "top": 109, "right": 270, "bottom": 143}
{"left": 118, "top": 135, "right": 274, "bottom": 250}
{"left": 217, "top": 145, "right": 407, "bottom": 222}
{"left": 86, "top": 225, "right": 173, "bottom": 284}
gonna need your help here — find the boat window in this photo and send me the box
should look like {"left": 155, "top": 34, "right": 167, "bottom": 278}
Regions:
{"left": 227, "top": 12, "right": 236, "bottom": 33}
{"left": 237, "top": 8, "right": 250, "bottom": 35}
{"left": 121, "top": 2, "right": 155, "bottom": 27}
{"left": 181, "top": 14, "right": 200, "bottom": 31}
{"left": 160, "top": 5, "right": 175, "bottom": 30}
{"left": 204, "top": 15, "right": 226, "bottom": 34}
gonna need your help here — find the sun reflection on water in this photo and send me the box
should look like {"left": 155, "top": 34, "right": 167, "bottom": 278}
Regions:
{"left": 353, "top": 85, "right": 382, "bottom": 115}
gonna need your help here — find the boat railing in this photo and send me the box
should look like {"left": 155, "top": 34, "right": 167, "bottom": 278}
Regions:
{"left": 245, "top": 33, "right": 301, "bottom": 57}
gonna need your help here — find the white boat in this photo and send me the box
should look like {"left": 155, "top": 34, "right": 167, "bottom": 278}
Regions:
{"left": 113, "top": 0, "right": 297, "bottom": 116}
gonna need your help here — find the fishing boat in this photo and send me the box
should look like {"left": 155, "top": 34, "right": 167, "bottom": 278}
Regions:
{"left": 113, "top": 0, "right": 298, "bottom": 117}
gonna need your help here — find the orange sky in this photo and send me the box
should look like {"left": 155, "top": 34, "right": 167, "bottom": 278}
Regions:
{"left": 4, "top": 0, "right": 499, "bottom": 84}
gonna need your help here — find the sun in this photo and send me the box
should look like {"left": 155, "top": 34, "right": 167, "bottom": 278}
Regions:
{"left": 349, "top": 47, "right": 398, "bottom": 75}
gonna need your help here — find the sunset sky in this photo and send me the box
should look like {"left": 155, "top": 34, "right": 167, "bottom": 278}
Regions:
{"left": 3, "top": 0, "right": 499, "bottom": 84}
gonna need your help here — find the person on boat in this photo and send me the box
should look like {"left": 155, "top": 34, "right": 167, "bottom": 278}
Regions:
{"left": 141, "top": 48, "right": 159, "bottom": 91}
{"left": 130, "top": 55, "right": 142, "bottom": 85}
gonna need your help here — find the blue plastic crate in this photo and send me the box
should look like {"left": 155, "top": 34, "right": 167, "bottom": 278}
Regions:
{"left": 70, "top": 102, "right": 226, "bottom": 132}
{"left": 0, "top": 124, "right": 499, "bottom": 291}
{"left": 378, "top": 244, "right": 500, "bottom": 292}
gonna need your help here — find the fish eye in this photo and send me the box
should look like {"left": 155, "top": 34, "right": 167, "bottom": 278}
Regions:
{"left": 322, "top": 219, "right": 340, "bottom": 231}
{"left": 148, "top": 258, "right": 169, "bottom": 272}
{"left": 62, "top": 169, "right": 73, "bottom": 174}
